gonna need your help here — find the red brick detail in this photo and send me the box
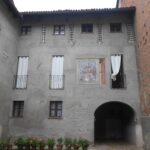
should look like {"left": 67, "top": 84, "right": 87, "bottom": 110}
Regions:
{"left": 120, "top": 0, "right": 150, "bottom": 116}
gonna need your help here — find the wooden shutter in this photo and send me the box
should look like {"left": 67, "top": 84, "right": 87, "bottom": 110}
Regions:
{"left": 99, "top": 58, "right": 106, "bottom": 85}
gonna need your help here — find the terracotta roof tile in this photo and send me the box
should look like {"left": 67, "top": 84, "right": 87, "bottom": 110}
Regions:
{"left": 21, "top": 7, "right": 135, "bottom": 16}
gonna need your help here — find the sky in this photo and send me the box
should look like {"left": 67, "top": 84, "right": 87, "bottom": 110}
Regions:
{"left": 14, "top": 0, "right": 117, "bottom": 12}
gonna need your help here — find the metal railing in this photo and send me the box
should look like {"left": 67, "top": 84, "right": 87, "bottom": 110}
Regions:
{"left": 110, "top": 74, "right": 126, "bottom": 89}
{"left": 13, "top": 75, "right": 28, "bottom": 89}
{"left": 49, "top": 75, "right": 65, "bottom": 89}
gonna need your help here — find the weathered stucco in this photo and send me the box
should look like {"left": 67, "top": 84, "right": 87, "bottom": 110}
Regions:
{"left": 0, "top": 1, "right": 19, "bottom": 137}
{"left": 0, "top": 0, "right": 145, "bottom": 147}
{"left": 6, "top": 12, "right": 143, "bottom": 146}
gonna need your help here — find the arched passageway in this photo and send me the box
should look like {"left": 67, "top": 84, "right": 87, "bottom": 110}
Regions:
{"left": 94, "top": 102, "right": 135, "bottom": 144}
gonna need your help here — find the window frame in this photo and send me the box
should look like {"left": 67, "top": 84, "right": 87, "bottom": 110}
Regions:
{"left": 50, "top": 55, "right": 64, "bottom": 90}
{"left": 49, "top": 101, "right": 63, "bottom": 119}
{"left": 20, "top": 25, "right": 31, "bottom": 35}
{"left": 13, "top": 56, "right": 29, "bottom": 89}
{"left": 110, "top": 54, "right": 126, "bottom": 89}
{"left": 81, "top": 24, "right": 93, "bottom": 33}
{"left": 12, "top": 101, "right": 24, "bottom": 118}
{"left": 53, "top": 25, "right": 65, "bottom": 35}
{"left": 110, "top": 23, "right": 122, "bottom": 33}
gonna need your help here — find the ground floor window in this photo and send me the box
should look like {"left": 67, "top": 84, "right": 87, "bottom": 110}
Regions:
{"left": 12, "top": 101, "right": 24, "bottom": 117}
{"left": 49, "top": 101, "right": 63, "bottom": 118}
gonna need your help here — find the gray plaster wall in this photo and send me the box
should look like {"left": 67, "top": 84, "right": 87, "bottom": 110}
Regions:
{"left": 9, "top": 13, "right": 143, "bottom": 145}
{"left": 0, "top": 1, "right": 19, "bottom": 137}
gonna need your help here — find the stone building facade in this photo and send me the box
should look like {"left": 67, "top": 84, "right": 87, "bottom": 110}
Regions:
{"left": 0, "top": 0, "right": 144, "bottom": 147}
{"left": 117, "top": 0, "right": 150, "bottom": 149}
{"left": 0, "top": 0, "right": 20, "bottom": 137}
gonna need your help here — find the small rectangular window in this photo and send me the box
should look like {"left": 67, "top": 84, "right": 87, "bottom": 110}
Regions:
{"left": 53, "top": 25, "right": 65, "bottom": 35}
{"left": 12, "top": 101, "right": 24, "bottom": 117}
{"left": 110, "top": 23, "right": 122, "bottom": 33}
{"left": 81, "top": 24, "right": 93, "bottom": 33}
{"left": 49, "top": 101, "right": 62, "bottom": 118}
{"left": 21, "top": 26, "right": 31, "bottom": 35}
{"left": 111, "top": 54, "right": 126, "bottom": 89}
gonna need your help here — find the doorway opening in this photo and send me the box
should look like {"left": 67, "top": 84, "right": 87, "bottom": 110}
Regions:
{"left": 94, "top": 101, "right": 135, "bottom": 144}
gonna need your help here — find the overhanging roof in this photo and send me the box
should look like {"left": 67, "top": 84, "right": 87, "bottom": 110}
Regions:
{"left": 21, "top": 7, "right": 135, "bottom": 17}
{"left": 1, "top": 1, "right": 135, "bottom": 19}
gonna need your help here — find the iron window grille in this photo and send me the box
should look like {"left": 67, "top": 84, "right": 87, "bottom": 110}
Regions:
{"left": 110, "top": 23, "right": 122, "bottom": 33}
{"left": 49, "top": 101, "right": 62, "bottom": 118}
{"left": 81, "top": 24, "right": 93, "bottom": 33}
{"left": 110, "top": 74, "right": 126, "bottom": 89}
{"left": 13, "top": 75, "right": 28, "bottom": 89}
{"left": 53, "top": 25, "right": 65, "bottom": 35}
{"left": 21, "top": 26, "right": 31, "bottom": 35}
{"left": 12, "top": 101, "right": 24, "bottom": 117}
{"left": 49, "top": 75, "right": 65, "bottom": 90}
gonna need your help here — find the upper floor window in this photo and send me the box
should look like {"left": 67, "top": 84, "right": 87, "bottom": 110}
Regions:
{"left": 111, "top": 54, "right": 126, "bottom": 89}
{"left": 50, "top": 56, "right": 64, "bottom": 89}
{"left": 81, "top": 24, "right": 93, "bottom": 33}
{"left": 13, "top": 56, "right": 29, "bottom": 89}
{"left": 12, "top": 101, "right": 24, "bottom": 117}
{"left": 49, "top": 101, "right": 62, "bottom": 118}
{"left": 53, "top": 25, "right": 65, "bottom": 35}
{"left": 21, "top": 26, "right": 31, "bottom": 35}
{"left": 110, "top": 23, "right": 122, "bottom": 33}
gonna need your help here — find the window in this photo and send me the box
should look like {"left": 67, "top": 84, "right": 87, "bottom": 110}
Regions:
{"left": 81, "top": 24, "right": 93, "bottom": 33}
{"left": 12, "top": 101, "right": 24, "bottom": 117}
{"left": 110, "top": 23, "right": 122, "bottom": 33}
{"left": 14, "top": 57, "right": 29, "bottom": 89}
{"left": 49, "top": 101, "right": 62, "bottom": 118}
{"left": 21, "top": 26, "right": 31, "bottom": 35}
{"left": 111, "top": 54, "right": 126, "bottom": 89}
{"left": 53, "top": 25, "right": 65, "bottom": 35}
{"left": 50, "top": 56, "right": 64, "bottom": 89}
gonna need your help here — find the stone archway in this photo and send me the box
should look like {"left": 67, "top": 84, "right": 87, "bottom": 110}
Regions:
{"left": 94, "top": 101, "right": 135, "bottom": 144}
